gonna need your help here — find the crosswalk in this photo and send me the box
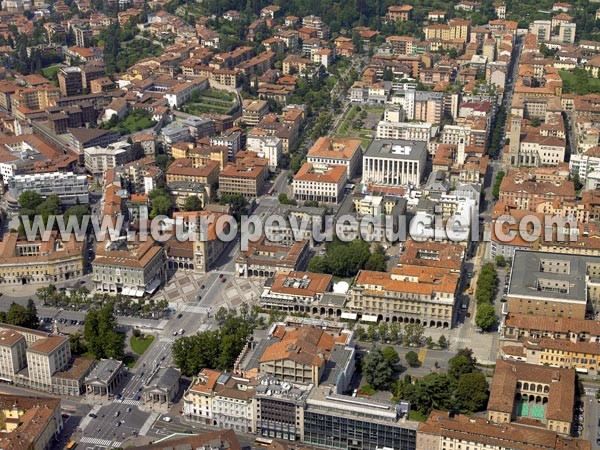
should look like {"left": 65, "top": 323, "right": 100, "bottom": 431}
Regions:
{"left": 114, "top": 398, "right": 141, "bottom": 405}
{"left": 80, "top": 437, "right": 122, "bottom": 448}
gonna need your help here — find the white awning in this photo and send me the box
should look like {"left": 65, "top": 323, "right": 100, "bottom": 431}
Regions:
{"left": 135, "top": 289, "right": 144, "bottom": 297}
{"left": 145, "top": 278, "right": 161, "bottom": 294}
{"left": 341, "top": 312, "right": 358, "bottom": 320}
{"left": 361, "top": 314, "right": 378, "bottom": 323}
{"left": 122, "top": 287, "right": 132, "bottom": 296}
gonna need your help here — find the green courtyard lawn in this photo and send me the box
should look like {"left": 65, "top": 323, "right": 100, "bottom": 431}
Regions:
{"left": 130, "top": 334, "right": 155, "bottom": 355}
{"left": 184, "top": 88, "right": 238, "bottom": 115}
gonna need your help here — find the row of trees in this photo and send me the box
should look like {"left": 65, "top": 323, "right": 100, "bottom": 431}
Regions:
{"left": 37, "top": 284, "right": 169, "bottom": 318}
{"left": 308, "top": 240, "right": 387, "bottom": 278}
{"left": 394, "top": 349, "right": 489, "bottom": 414}
{"left": 355, "top": 322, "right": 435, "bottom": 348}
{"left": 491, "top": 171, "right": 505, "bottom": 200}
{"left": 172, "top": 307, "right": 258, "bottom": 376}
{"left": 474, "top": 263, "right": 498, "bottom": 331}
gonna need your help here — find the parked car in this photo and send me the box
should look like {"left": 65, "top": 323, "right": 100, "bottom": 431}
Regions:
{"left": 162, "top": 416, "right": 172, "bottom": 422}
{"left": 88, "top": 413, "right": 97, "bottom": 419}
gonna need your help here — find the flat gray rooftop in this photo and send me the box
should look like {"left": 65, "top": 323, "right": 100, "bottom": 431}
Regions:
{"left": 364, "top": 139, "right": 427, "bottom": 161}
{"left": 509, "top": 250, "right": 600, "bottom": 303}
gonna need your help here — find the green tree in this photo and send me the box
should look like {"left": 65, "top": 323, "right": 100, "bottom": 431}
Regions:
{"left": 148, "top": 189, "right": 172, "bottom": 218}
{"left": 389, "top": 323, "right": 401, "bottom": 343}
{"left": 382, "top": 346, "right": 400, "bottom": 365}
{"left": 405, "top": 350, "right": 420, "bottom": 367}
{"left": 64, "top": 204, "right": 90, "bottom": 229}
{"left": 425, "top": 336, "right": 433, "bottom": 349}
{"left": 6, "top": 302, "right": 32, "bottom": 328}
{"left": 69, "top": 332, "right": 86, "bottom": 355}
{"left": 19, "top": 191, "right": 42, "bottom": 210}
{"left": 438, "top": 335, "right": 447, "bottom": 349}
{"left": 475, "top": 303, "right": 496, "bottom": 331}
{"left": 378, "top": 322, "right": 388, "bottom": 341}
{"left": 363, "top": 347, "right": 393, "bottom": 389}
{"left": 448, "top": 354, "right": 475, "bottom": 380}
{"left": 494, "top": 255, "right": 506, "bottom": 267}
{"left": 366, "top": 323, "right": 378, "bottom": 341}
{"left": 183, "top": 196, "right": 203, "bottom": 212}
{"left": 219, "top": 194, "right": 249, "bottom": 221}
{"left": 455, "top": 372, "right": 488, "bottom": 412}
{"left": 403, "top": 323, "right": 424, "bottom": 346}
{"left": 25, "top": 299, "right": 38, "bottom": 328}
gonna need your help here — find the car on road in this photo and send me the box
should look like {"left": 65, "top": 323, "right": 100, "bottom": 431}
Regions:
{"left": 134, "top": 394, "right": 141, "bottom": 401}
{"left": 162, "top": 416, "right": 172, "bottom": 422}
{"left": 178, "top": 329, "right": 185, "bottom": 335}
{"left": 61, "top": 413, "right": 70, "bottom": 419}
{"left": 115, "top": 411, "right": 120, "bottom": 417}
{"left": 173, "top": 331, "right": 178, "bottom": 336}
{"left": 221, "top": 277, "right": 226, "bottom": 283}
{"left": 126, "top": 407, "right": 132, "bottom": 413}
{"left": 219, "top": 274, "right": 224, "bottom": 278}
{"left": 88, "top": 413, "right": 97, "bottom": 418}
{"left": 115, "top": 394, "right": 121, "bottom": 400}
{"left": 201, "top": 285, "right": 205, "bottom": 289}
{"left": 177, "top": 313, "right": 183, "bottom": 319}
{"left": 115, "top": 422, "right": 121, "bottom": 427}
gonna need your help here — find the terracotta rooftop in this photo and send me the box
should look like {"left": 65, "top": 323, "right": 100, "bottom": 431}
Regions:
{"left": 488, "top": 360, "right": 575, "bottom": 424}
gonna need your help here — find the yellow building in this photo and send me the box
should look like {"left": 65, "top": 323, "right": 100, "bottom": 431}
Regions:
{"left": 0, "top": 394, "right": 63, "bottom": 450}
{"left": 0, "top": 232, "right": 84, "bottom": 286}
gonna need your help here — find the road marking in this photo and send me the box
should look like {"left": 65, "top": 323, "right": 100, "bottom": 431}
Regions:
{"left": 139, "top": 411, "right": 159, "bottom": 436}
{"left": 80, "top": 437, "right": 122, "bottom": 448}
{"left": 115, "top": 399, "right": 141, "bottom": 405}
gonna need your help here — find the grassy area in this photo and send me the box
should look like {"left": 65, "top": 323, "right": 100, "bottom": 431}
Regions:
{"left": 560, "top": 69, "right": 600, "bottom": 95}
{"left": 357, "top": 385, "right": 377, "bottom": 396}
{"left": 130, "top": 334, "right": 155, "bottom": 355}
{"left": 409, "top": 410, "right": 428, "bottom": 422}
{"left": 42, "top": 65, "right": 62, "bottom": 80}
{"left": 184, "top": 88, "right": 238, "bottom": 115}
{"left": 123, "top": 355, "right": 137, "bottom": 369}
{"left": 102, "top": 109, "right": 156, "bottom": 134}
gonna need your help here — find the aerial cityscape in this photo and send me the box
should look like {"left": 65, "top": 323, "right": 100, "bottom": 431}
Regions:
{"left": 0, "top": 0, "right": 597, "bottom": 449}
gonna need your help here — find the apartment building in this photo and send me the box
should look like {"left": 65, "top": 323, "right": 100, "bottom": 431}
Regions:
{"left": 57, "top": 67, "right": 83, "bottom": 97}
{"left": 260, "top": 271, "right": 333, "bottom": 312}
{"left": 502, "top": 313, "right": 600, "bottom": 342}
{"left": 498, "top": 168, "right": 575, "bottom": 211}
{"left": 9, "top": 171, "right": 89, "bottom": 205}
{"left": 0, "top": 325, "right": 94, "bottom": 395}
{"left": 0, "top": 232, "right": 85, "bottom": 286}
{"left": 183, "top": 369, "right": 221, "bottom": 424}
{"left": 386, "top": 5, "right": 413, "bottom": 22}
{"left": 166, "top": 159, "right": 220, "bottom": 195}
{"left": 362, "top": 139, "right": 428, "bottom": 187}
{"left": 85, "top": 141, "right": 135, "bottom": 176}
{"left": 92, "top": 238, "right": 166, "bottom": 296}
{"left": 376, "top": 121, "right": 434, "bottom": 142}
{"left": 246, "top": 134, "right": 282, "bottom": 169}
{"left": 506, "top": 250, "right": 600, "bottom": 320}
{"left": 242, "top": 99, "right": 269, "bottom": 126}
{"left": 306, "top": 137, "right": 362, "bottom": 177}
{"left": 418, "top": 411, "right": 588, "bottom": 450}
{"left": 292, "top": 163, "right": 347, "bottom": 204}
{"left": 348, "top": 266, "right": 459, "bottom": 328}
{"left": 501, "top": 337, "right": 600, "bottom": 376}
{"left": 236, "top": 237, "right": 310, "bottom": 278}
{"left": 0, "top": 331, "right": 27, "bottom": 379}
{"left": 219, "top": 160, "right": 268, "bottom": 198}
{"left": 26, "top": 336, "right": 71, "bottom": 392}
